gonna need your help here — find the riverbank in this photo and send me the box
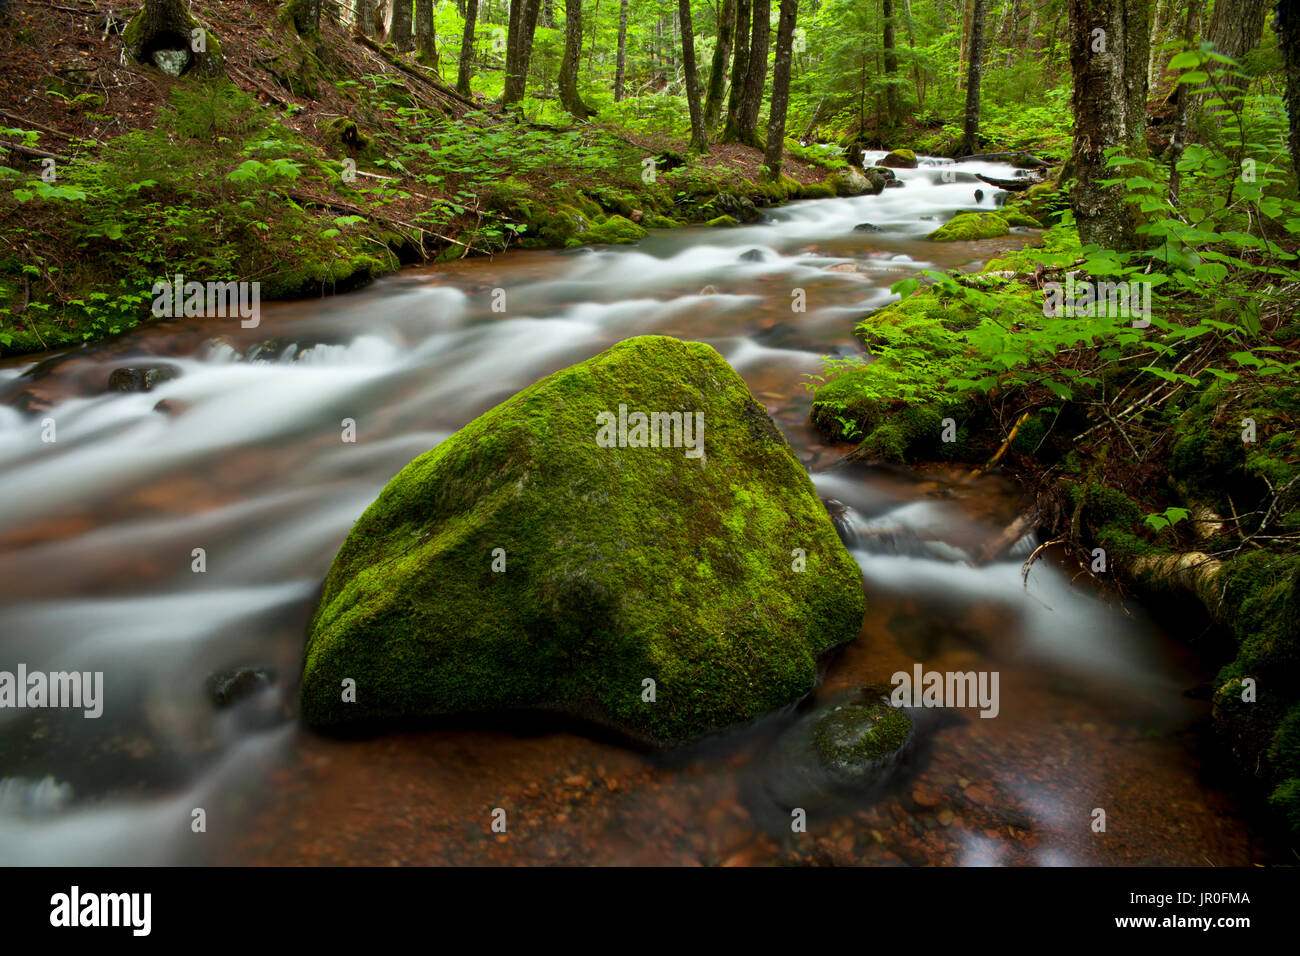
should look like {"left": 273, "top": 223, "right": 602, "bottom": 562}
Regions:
{"left": 809, "top": 170, "right": 1300, "bottom": 846}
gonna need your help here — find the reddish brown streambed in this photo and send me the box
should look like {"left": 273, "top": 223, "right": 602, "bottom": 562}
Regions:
{"left": 0, "top": 157, "right": 1276, "bottom": 865}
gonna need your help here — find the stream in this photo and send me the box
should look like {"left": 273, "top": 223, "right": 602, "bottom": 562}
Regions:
{"left": 0, "top": 153, "right": 1275, "bottom": 866}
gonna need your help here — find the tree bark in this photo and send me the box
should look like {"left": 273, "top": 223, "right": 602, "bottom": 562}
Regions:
{"left": 124, "top": 0, "right": 225, "bottom": 78}
{"left": 1204, "top": 0, "right": 1270, "bottom": 109}
{"left": 723, "top": 0, "right": 752, "bottom": 139}
{"left": 559, "top": 0, "right": 596, "bottom": 116}
{"left": 457, "top": 0, "right": 479, "bottom": 96}
{"left": 503, "top": 0, "right": 542, "bottom": 105}
{"left": 882, "top": 0, "right": 901, "bottom": 127}
{"left": 704, "top": 0, "right": 736, "bottom": 128}
{"left": 1279, "top": 0, "right": 1300, "bottom": 189}
{"left": 763, "top": 0, "right": 797, "bottom": 176}
{"left": 389, "top": 0, "right": 414, "bottom": 51}
{"left": 1167, "top": 0, "right": 1202, "bottom": 205}
{"left": 963, "top": 0, "right": 986, "bottom": 153}
{"left": 355, "top": 0, "right": 377, "bottom": 36}
{"left": 680, "top": 0, "right": 709, "bottom": 151}
{"left": 1068, "top": 0, "right": 1150, "bottom": 250}
{"left": 732, "top": 0, "right": 769, "bottom": 147}
{"left": 416, "top": 0, "right": 438, "bottom": 65}
{"left": 615, "top": 0, "right": 630, "bottom": 100}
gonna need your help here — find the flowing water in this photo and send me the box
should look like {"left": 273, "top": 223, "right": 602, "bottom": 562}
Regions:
{"left": 0, "top": 154, "right": 1274, "bottom": 865}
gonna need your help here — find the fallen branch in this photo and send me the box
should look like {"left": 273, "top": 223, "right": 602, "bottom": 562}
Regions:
{"left": 976, "top": 510, "right": 1036, "bottom": 565}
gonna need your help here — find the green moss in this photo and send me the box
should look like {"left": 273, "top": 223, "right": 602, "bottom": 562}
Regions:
{"left": 814, "top": 700, "right": 912, "bottom": 765}
{"left": 801, "top": 182, "right": 835, "bottom": 200}
{"left": 576, "top": 214, "right": 647, "bottom": 245}
{"left": 643, "top": 215, "right": 682, "bottom": 229}
{"left": 300, "top": 336, "right": 865, "bottom": 745}
{"left": 926, "top": 212, "right": 1011, "bottom": 241}
{"left": 998, "top": 205, "right": 1042, "bottom": 228}
{"left": 705, "top": 214, "right": 739, "bottom": 228}
{"left": 881, "top": 148, "right": 918, "bottom": 167}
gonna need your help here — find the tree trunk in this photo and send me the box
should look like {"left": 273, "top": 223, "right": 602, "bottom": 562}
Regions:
{"left": 704, "top": 0, "right": 736, "bottom": 129}
{"left": 503, "top": 0, "right": 541, "bottom": 105}
{"left": 416, "top": 0, "right": 438, "bottom": 65}
{"left": 355, "top": 0, "right": 377, "bottom": 36}
{"left": 962, "top": 0, "right": 985, "bottom": 152}
{"left": 1279, "top": 0, "right": 1300, "bottom": 189}
{"left": 882, "top": 0, "right": 901, "bottom": 127}
{"left": 284, "top": 0, "right": 322, "bottom": 34}
{"left": 1167, "top": 0, "right": 1202, "bottom": 204}
{"left": 680, "top": 0, "right": 709, "bottom": 151}
{"left": 457, "top": 0, "right": 479, "bottom": 95}
{"left": 763, "top": 0, "right": 798, "bottom": 176}
{"left": 559, "top": 0, "right": 596, "bottom": 116}
{"left": 542, "top": 0, "right": 555, "bottom": 28}
{"left": 124, "top": 0, "right": 225, "bottom": 78}
{"left": 615, "top": 0, "right": 629, "bottom": 100}
{"left": 722, "top": 0, "right": 752, "bottom": 139}
{"left": 389, "top": 0, "right": 414, "bottom": 51}
{"left": 1146, "top": 0, "right": 1168, "bottom": 87}
{"left": 1068, "top": 0, "right": 1150, "bottom": 250}
{"left": 733, "top": 0, "right": 770, "bottom": 147}
{"left": 1205, "top": 0, "right": 1270, "bottom": 109}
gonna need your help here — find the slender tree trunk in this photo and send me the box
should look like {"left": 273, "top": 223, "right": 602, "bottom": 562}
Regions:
{"left": 1167, "top": 0, "right": 1202, "bottom": 205}
{"left": 559, "top": 0, "right": 596, "bottom": 116}
{"left": 542, "top": 0, "right": 555, "bottom": 27}
{"left": 763, "top": 0, "right": 798, "bottom": 176}
{"left": 704, "top": 0, "right": 736, "bottom": 129}
{"left": 1147, "top": 0, "right": 1168, "bottom": 87}
{"left": 390, "top": 0, "right": 414, "bottom": 51}
{"left": 1278, "top": 0, "right": 1300, "bottom": 189}
{"left": 882, "top": 0, "right": 901, "bottom": 127}
{"left": 957, "top": 0, "right": 971, "bottom": 89}
{"left": 963, "top": 0, "right": 986, "bottom": 152}
{"left": 457, "top": 0, "right": 479, "bottom": 95}
{"left": 615, "top": 0, "right": 630, "bottom": 100}
{"left": 680, "top": 0, "right": 709, "bottom": 151}
{"left": 723, "top": 0, "right": 752, "bottom": 139}
{"left": 734, "top": 0, "right": 770, "bottom": 147}
{"left": 1068, "top": 0, "right": 1150, "bottom": 249}
{"left": 416, "top": 0, "right": 438, "bottom": 65}
{"left": 503, "top": 0, "right": 541, "bottom": 105}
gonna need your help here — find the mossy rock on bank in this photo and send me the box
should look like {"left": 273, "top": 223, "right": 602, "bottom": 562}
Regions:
{"left": 997, "top": 205, "right": 1043, "bottom": 228}
{"left": 300, "top": 335, "right": 866, "bottom": 746}
{"left": 706, "top": 214, "right": 739, "bottom": 228}
{"left": 801, "top": 182, "right": 836, "bottom": 200}
{"left": 926, "top": 212, "right": 1011, "bottom": 241}
{"left": 574, "top": 214, "right": 647, "bottom": 245}
{"left": 877, "top": 148, "right": 918, "bottom": 169}
{"left": 643, "top": 214, "right": 683, "bottom": 229}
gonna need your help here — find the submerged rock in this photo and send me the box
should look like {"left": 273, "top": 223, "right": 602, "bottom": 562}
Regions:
{"left": 300, "top": 335, "right": 865, "bottom": 746}
{"left": 853, "top": 222, "right": 884, "bottom": 233}
{"left": 107, "top": 364, "right": 180, "bottom": 392}
{"left": 742, "top": 686, "right": 928, "bottom": 833}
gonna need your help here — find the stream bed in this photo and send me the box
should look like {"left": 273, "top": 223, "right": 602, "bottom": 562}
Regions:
{"left": 0, "top": 154, "right": 1275, "bottom": 865}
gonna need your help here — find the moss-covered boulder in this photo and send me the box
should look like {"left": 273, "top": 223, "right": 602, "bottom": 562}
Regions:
{"left": 926, "top": 212, "right": 1011, "bottom": 241}
{"left": 997, "top": 205, "right": 1043, "bottom": 228}
{"left": 878, "top": 148, "right": 918, "bottom": 169}
{"left": 706, "top": 214, "right": 739, "bottom": 228}
{"left": 301, "top": 335, "right": 865, "bottom": 746}
{"left": 575, "top": 214, "right": 647, "bottom": 245}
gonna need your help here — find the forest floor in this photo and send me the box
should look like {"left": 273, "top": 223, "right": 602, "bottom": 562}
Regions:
{"left": 0, "top": 0, "right": 843, "bottom": 357}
